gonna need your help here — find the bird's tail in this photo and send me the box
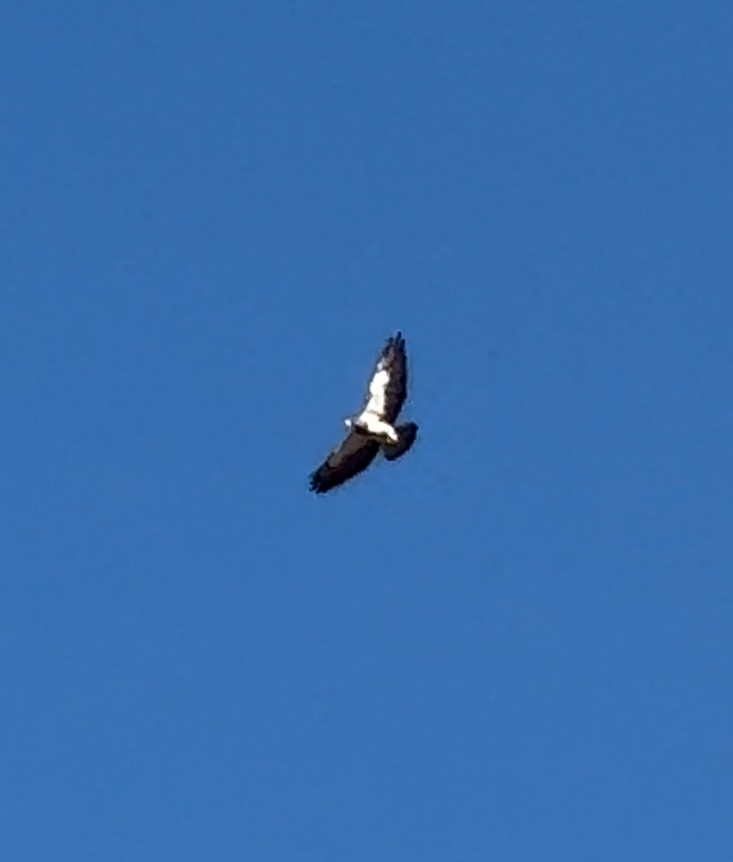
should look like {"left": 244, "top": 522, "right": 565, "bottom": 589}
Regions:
{"left": 382, "top": 422, "right": 418, "bottom": 461}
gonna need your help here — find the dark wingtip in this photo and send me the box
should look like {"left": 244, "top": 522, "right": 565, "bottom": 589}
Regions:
{"left": 388, "top": 330, "right": 405, "bottom": 351}
{"left": 309, "top": 476, "right": 326, "bottom": 494}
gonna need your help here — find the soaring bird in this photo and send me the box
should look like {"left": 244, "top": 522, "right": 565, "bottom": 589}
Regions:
{"left": 309, "top": 332, "right": 418, "bottom": 494}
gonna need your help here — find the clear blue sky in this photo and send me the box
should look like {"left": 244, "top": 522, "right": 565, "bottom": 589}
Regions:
{"left": 2, "top": 2, "right": 731, "bottom": 859}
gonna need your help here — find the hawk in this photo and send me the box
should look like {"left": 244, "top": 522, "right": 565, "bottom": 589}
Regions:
{"left": 309, "top": 332, "right": 418, "bottom": 494}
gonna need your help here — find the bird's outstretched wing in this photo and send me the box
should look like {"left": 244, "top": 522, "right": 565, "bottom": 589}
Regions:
{"left": 362, "top": 331, "right": 408, "bottom": 423}
{"left": 309, "top": 431, "right": 380, "bottom": 494}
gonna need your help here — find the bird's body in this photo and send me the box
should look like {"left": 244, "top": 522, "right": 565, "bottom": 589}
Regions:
{"left": 347, "top": 413, "right": 399, "bottom": 444}
{"left": 309, "top": 332, "right": 418, "bottom": 494}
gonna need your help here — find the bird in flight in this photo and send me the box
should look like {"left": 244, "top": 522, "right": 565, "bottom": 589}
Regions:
{"left": 309, "top": 332, "right": 418, "bottom": 494}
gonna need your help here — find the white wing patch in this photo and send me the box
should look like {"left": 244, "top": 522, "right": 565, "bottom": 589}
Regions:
{"left": 364, "top": 365, "right": 390, "bottom": 417}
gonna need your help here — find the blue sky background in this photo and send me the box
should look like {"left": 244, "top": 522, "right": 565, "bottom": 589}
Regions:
{"left": 2, "top": 2, "right": 731, "bottom": 859}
